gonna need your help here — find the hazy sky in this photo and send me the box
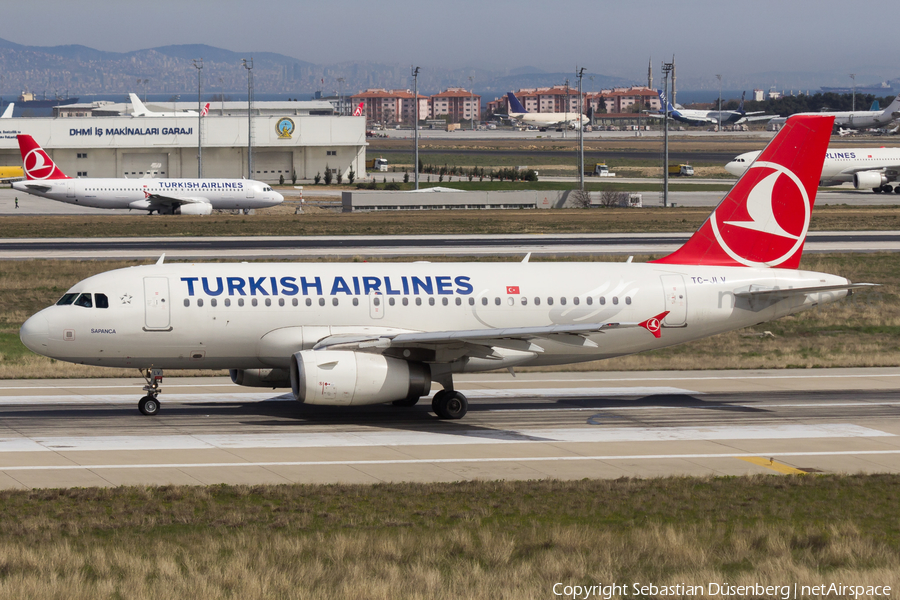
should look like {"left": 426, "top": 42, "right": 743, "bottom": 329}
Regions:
{"left": 2, "top": 0, "right": 897, "bottom": 88}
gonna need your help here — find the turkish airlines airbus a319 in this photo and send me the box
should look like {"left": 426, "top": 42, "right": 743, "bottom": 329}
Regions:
{"left": 12, "top": 135, "right": 283, "bottom": 215}
{"left": 19, "top": 115, "right": 874, "bottom": 419}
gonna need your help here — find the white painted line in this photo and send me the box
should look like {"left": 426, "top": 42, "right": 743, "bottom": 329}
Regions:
{"left": 3, "top": 449, "right": 900, "bottom": 472}
{"left": 0, "top": 424, "right": 887, "bottom": 453}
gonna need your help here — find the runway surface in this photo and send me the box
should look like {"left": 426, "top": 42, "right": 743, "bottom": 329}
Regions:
{"left": 0, "top": 231, "right": 898, "bottom": 260}
{"left": 1, "top": 367, "right": 899, "bottom": 488}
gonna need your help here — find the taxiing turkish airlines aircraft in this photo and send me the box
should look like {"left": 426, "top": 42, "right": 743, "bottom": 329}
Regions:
{"left": 727, "top": 147, "right": 900, "bottom": 194}
{"left": 129, "top": 93, "right": 209, "bottom": 118}
{"left": 503, "top": 92, "right": 588, "bottom": 129}
{"left": 11, "top": 135, "right": 283, "bottom": 215}
{"left": 19, "top": 115, "right": 873, "bottom": 419}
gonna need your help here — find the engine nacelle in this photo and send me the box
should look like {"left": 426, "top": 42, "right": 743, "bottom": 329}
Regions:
{"left": 290, "top": 350, "right": 430, "bottom": 406}
{"left": 230, "top": 368, "right": 291, "bottom": 388}
{"left": 174, "top": 202, "right": 213, "bottom": 215}
{"left": 854, "top": 171, "right": 888, "bottom": 189}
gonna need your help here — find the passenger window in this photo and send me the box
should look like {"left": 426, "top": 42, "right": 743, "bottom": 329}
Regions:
{"left": 481, "top": 297, "right": 488, "bottom": 306}
{"left": 534, "top": 297, "right": 541, "bottom": 306}
{"left": 625, "top": 296, "right": 632, "bottom": 305}
{"left": 415, "top": 297, "right": 422, "bottom": 306}
{"left": 468, "top": 297, "right": 475, "bottom": 306}
{"left": 599, "top": 297, "right": 606, "bottom": 305}
{"left": 573, "top": 297, "right": 580, "bottom": 306}
{"left": 389, "top": 298, "right": 395, "bottom": 306}
{"left": 197, "top": 298, "right": 204, "bottom": 307}
{"left": 613, "top": 297, "right": 619, "bottom": 305}
{"left": 494, "top": 297, "right": 501, "bottom": 305}
{"left": 292, "top": 298, "right": 298, "bottom": 307}
{"left": 211, "top": 299, "right": 217, "bottom": 307}
{"left": 95, "top": 294, "right": 109, "bottom": 308}
{"left": 318, "top": 298, "right": 325, "bottom": 306}
{"left": 57, "top": 293, "right": 78, "bottom": 306}
{"left": 547, "top": 297, "right": 554, "bottom": 306}
{"left": 265, "top": 298, "right": 272, "bottom": 307}
{"left": 251, "top": 298, "right": 258, "bottom": 307}
{"left": 306, "top": 298, "right": 312, "bottom": 306}
{"left": 586, "top": 297, "right": 593, "bottom": 305}
{"left": 402, "top": 297, "right": 409, "bottom": 306}
{"left": 238, "top": 298, "right": 245, "bottom": 307}
{"left": 74, "top": 293, "right": 93, "bottom": 308}
{"left": 184, "top": 299, "right": 190, "bottom": 307}
{"left": 353, "top": 298, "right": 359, "bottom": 306}
{"left": 278, "top": 298, "right": 284, "bottom": 307}
{"left": 442, "top": 298, "right": 448, "bottom": 306}
{"left": 373, "top": 297, "right": 381, "bottom": 306}
{"left": 521, "top": 297, "right": 527, "bottom": 305}
{"left": 429, "top": 297, "right": 435, "bottom": 306}
{"left": 225, "top": 298, "right": 231, "bottom": 307}
{"left": 455, "top": 297, "right": 461, "bottom": 306}
{"left": 332, "top": 298, "right": 339, "bottom": 306}
{"left": 560, "top": 297, "right": 567, "bottom": 305}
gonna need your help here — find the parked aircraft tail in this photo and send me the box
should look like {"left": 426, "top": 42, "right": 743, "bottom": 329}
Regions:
{"left": 17, "top": 135, "right": 70, "bottom": 180}
{"left": 881, "top": 94, "right": 900, "bottom": 119}
{"left": 507, "top": 92, "right": 528, "bottom": 114}
{"left": 353, "top": 101, "right": 364, "bottom": 117}
{"left": 651, "top": 114, "right": 834, "bottom": 268}
{"left": 0, "top": 103, "right": 13, "bottom": 119}
{"left": 129, "top": 93, "right": 151, "bottom": 117}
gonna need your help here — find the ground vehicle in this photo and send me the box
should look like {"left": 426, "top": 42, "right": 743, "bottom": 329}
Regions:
{"left": 365, "top": 158, "right": 389, "bottom": 172}
{"left": 586, "top": 163, "right": 616, "bottom": 177}
{"left": 668, "top": 164, "right": 694, "bottom": 177}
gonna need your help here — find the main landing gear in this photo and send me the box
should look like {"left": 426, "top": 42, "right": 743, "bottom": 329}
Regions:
{"left": 431, "top": 389, "right": 468, "bottom": 419}
{"left": 138, "top": 368, "right": 163, "bottom": 416}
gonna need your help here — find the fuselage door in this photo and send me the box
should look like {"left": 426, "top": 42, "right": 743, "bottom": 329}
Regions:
{"left": 246, "top": 184, "right": 255, "bottom": 199}
{"left": 143, "top": 277, "right": 171, "bottom": 330}
{"left": 369, "top": 292, "right": 384, "bottom": 319}
{"left": 660, "top": 274, "right": 687, "bottom": 326}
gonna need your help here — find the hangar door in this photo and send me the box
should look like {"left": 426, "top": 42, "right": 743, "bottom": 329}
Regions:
{"left": 121, "top": 153, "right": 169, "bottom": 178}
{"left": 253, "top": 152, "right": 293, "bottom": 182}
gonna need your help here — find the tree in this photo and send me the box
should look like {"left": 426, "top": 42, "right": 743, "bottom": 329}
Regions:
{"left": 599, "top": 189, "right": 628, "bottom": 207}
{"left": 314, "top": 172, "right": 321, "bottom": 185}
{"left": 570, "top": 189, "right": 592, "bottom": 208}
{"left": 403, "top": 171, "right": 409, "bottom": 184}
{"left": 324, "top": 166, "right": 333, "bottom": 185}
{"left": 291, "top": 170, "right": 297, "bottom": 185}
{"left": 348, "top": 168, "right": 355, "bottom": 185}
{"left": 336, "top": 170, "right": 343, "bottom": 185}
{"left": 279, "top": 174, "right": 285, "bottom": 185}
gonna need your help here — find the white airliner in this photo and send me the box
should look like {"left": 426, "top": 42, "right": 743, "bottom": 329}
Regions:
{"left": 129, "top": 93, "right": 209, "bottom": 118}
{"left": 648, "top": 90, "right": 773, "bottom": 126}
{"left": 19, "top": 115, "right": 873, "bottom": 419}
{"left": 11, "top": 135, "right": 283, "bottom": 215}
{"left": 502, "top": 92, "right": 588, "bottom": 129}
{"left": 727, "top": 147, "right": 900, "bottom": 194}
{"left": 767, "top": 94, "right": 900, "bottom": 130}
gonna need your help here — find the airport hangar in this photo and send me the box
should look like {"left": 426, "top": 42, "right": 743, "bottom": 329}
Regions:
{"left": 0, "top": 101, "right": 367, "bottom": 183}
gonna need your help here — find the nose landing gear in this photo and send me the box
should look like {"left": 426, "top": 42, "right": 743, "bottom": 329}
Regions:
{"left": 138, "top": 368, "right": 163, "bottom": 416}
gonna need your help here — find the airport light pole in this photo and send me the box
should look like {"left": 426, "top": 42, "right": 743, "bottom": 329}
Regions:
{"left": 468, "top": 75, "right": 475, "bottom": 130}
{"left": 577, "top": 67, "right": 585, "bottom": 191}
{"left": 193, "top": 58, "right": 203, "bottom": 177}
{"left": 716, "top": 74, "right": 722, "bottom": 132}
{"left": 413, "top": 66, "right": 420, "bottom": 190}
{"left": 337, "top": 77, "right": 345, "bottom": 115}
{"left": 850, "top": 73, "right": 856, "bottom": 111}
{"left": 243, "top": 58, "right": 254, "bottom": 179}
{"left": 662, "top": 60, "right": 674, "bottom": 208}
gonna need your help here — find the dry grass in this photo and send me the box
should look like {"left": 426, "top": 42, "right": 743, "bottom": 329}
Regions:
{"left": 0, "top": 476, "right": 897, "bottom": 598}
{"left": 3, "top": 205, "right": 900, "bottom": 238}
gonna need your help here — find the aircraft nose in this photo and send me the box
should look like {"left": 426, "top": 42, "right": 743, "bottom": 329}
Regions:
{"left": 724, "top": 161, "right": 741, "bottom": 177}
{"left": 274, "top": 192, "right": 284, "bottom": 204}
{"left": 20, "top": 313, "right": 50, "bottom": 354}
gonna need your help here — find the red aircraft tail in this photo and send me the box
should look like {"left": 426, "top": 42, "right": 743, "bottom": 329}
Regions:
{"left": 652, "top": 115, "right": 834, "bottom": 269}
{"left": 17, "top": 135, "right": 70, "bottom": 180}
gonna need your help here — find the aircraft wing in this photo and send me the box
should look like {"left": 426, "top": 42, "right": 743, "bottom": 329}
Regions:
{"left": 738, "top": 114, "right": 778, "bottom": 123}
{"left": 312, "top": 312, "right": 670, "bottom": 359}
{"left": 837, "top": 163, "right": 900, "bottom": 176}
{"left": 144, "top": 193, "right": 211, "bottom": 208}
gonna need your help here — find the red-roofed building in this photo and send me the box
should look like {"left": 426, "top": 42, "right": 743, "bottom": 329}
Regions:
{"left": 351, "top": 89, "right": 429, "bottom": 125}
{"left": 430, "top": 88, "right": 480, "bottom": 122}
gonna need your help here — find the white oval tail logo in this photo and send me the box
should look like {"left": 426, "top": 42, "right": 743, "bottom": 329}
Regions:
{"left": 23, "top": 148, "right": 57, "bottom": 180}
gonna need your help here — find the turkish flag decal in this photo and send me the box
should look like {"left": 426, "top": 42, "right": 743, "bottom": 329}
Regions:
{"left": 506, "top": 286, "right": 520, "bottom": 294}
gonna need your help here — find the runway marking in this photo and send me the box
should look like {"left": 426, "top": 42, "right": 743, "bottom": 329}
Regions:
{"left": 472, "top": 373, "right": 900, "bottom": 384}
{"left": 0, "top": 424, "right": 887, "bottom": 453}
{"left": 2, "top": 450, "right": 900, "bottom": 472}
{"left": 739, "top": 456, "right": 808, "bottom": 475}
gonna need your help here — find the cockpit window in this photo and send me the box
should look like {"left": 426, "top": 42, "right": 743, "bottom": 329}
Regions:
{"left": 73, "top": 293, "right": 93, "bottom": 308}
{"left": 57, "top": 293, "right": 78, "bottom": 306}
{"left": 95, "top": 294, "right": 109, "bottom": 309}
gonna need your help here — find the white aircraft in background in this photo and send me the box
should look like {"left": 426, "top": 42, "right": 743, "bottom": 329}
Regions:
{"left": 1, "top": 103, "right": 13, "bottom": 118}
{"left": 129, "top": 93, "right": 209, "bottom": 118}
{"left": 501, "top": 92, "right": 588, "bottom": 129}
{"left": 648, "top": 90, "right": 773, "bottom": 126}
{"left": 19, "top": 115, "right": 873, "bottom": 419}
{"left": 727, "top": 147, "right": 900, "bottom": 194}
{"left": 767, "top": 94, "right": 900, "bottom": 131}
{"left": 12, "top": 135, "right": 283, "bottom": 214}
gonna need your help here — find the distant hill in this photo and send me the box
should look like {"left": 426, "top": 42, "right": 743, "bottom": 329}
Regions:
{"left": 0, "top": 37, "right": 637, "bottom": 99}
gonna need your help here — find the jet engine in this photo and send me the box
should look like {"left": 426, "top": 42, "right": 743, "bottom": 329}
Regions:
{"left": 853, "top": 171, "right": 888, "bottom": 189}
{"left": 174, "top": 202, "right": 213, "bottom": 215}
{"left": 290, "top": 350, "right": 430, "bottom": 406}
{"left": 230, "top": 368, "right": 291, "bottom": 388}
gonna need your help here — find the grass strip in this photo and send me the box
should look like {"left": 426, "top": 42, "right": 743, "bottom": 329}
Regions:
{"left": 0, "top": 476, "right": 897, "bottom": 598}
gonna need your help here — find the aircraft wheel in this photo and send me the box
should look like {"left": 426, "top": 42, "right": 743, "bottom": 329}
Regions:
{"left": 392, "top": 396, "right": 420, "bottom": 407}
{"left": 431, "top": 390, "right": 450, "bottom": 418}
{"left": 138, "top": 395, "right": 160, "bottom": 416}
{"left": 883, "top": 185, "right": 894, "bottom": 193}
{"left": 873, "top": 187, "right": 883, "bottom": 193}
{"left": 435, "top": 391, "right": 468, "bottom": 420}
{"left": 894, "top": 186, "right": 900, "bottom": 194}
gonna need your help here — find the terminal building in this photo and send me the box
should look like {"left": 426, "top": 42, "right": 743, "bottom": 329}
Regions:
{"left": 0, "top": 100, "right": 366, "bottom": 183}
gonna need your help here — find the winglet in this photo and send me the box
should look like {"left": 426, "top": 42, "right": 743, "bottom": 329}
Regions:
{"left": 156, "top": 253, "right": 165, "bottom": 265}
{"left": 639, "top": 312, "right": 669, "bottom": 338}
